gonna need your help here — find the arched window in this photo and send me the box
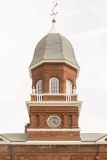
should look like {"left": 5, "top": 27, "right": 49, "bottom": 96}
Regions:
{"left": 36, "top": 80, "right": 42, "bottom": 94}
{"left": 50, "top": 77, "right": 59, "bottom": 94}
{"left": 66, "top": 80, "right": 72, "bottom": 94}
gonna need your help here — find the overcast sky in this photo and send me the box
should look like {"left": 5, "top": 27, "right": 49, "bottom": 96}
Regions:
{"left": 0, "top": 0, "right": 107, "bottom": 133}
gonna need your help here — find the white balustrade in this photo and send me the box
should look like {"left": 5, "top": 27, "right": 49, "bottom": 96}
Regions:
{"left": 31, "top": 93, "right": 74, "bottom": 101}
{"left": 37, "top": 94, "right": 43, "bottom": 101}
{"left": 66, "top": 95, "right": 71, "bottom": 101}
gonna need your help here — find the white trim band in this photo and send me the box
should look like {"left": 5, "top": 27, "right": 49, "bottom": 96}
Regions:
{"left": 1, "top": 141, "right": 106, "bottom": 145}
{"left": 26, "top": 101, "right": 82, "bottom": 105}
{"left": 27, "top": 129, "right": 80, "bottom": 131}
{"left": 27, "top": 141, "right": 81, "bottom": 144}
{"left": 1, "top": 141, "right": 107, "bottom": 145}
{"left": 30, "top": 93, "right": 78, "bottom": 96}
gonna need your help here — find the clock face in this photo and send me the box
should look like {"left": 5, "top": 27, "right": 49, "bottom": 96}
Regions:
{"left": 48, "top": 116, "right": 60, "bottom": 127}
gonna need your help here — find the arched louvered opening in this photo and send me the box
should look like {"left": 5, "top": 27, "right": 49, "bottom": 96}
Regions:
{"left": 66, "top": 80, "right": 72, "bottom": 94}
{"left": 36, "top": 80, "right": 42, "bottom": 94}
{"left": 50, "top": 77, "right": 59, "bottom": 94}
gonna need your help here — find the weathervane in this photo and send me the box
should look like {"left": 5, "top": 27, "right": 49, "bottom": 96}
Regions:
{"left": 51, "top": 2, "right": 58, "bottom": 20}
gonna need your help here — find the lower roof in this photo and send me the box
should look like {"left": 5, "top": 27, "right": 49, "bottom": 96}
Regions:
{"left": 0, "top": 133, "right": 106, "bottom": 143}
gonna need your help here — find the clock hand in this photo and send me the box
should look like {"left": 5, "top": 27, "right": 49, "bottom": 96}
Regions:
{"left": 54, "top": 120, "right": 57, "bottom": 124}
{"left": 53, "top": 120, "right": 57, "bottom": 124}
{"left": 54, "top": 117, "right": 58, "bottom": 124}
{"left": 55, "top": 119, "right": 58, "bottom": 123}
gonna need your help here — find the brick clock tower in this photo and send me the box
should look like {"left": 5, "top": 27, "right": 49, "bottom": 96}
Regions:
{"left": 25, "top": 18, "right": 82, "bottom": 142}
{"left": 1, "top": 15, "right": 107, "bottom": 160}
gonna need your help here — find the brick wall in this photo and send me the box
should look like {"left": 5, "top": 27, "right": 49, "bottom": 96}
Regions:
{"left": 1, "top": 144, "right": 107, "bottom": 160}
{"left": 27, "top": 131, "right": 81, "bottom": 141}
{"left": 27, "top": 62, "right": 80, "bottom": 141}
{"left": 26, "top": 106, "right": 79, "bottom": 129}
{"left": 32, "top": 63, "right": 77, "bottom": 94}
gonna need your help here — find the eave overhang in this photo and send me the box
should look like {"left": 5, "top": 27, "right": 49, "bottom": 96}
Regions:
{"left": 1, "top": 141, "right": 107, "bottom": 145}
{"left": 25, "top": 101, "right": 82, "bottom": 115}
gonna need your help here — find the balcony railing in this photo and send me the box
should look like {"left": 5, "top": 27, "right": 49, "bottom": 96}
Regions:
{"left": 36, "top": 94, "right": 43, "bottom": 101}
{"left": 31, "top": 93, "right": 77, "bottom": 102}
{"left": 66, "top": 95, "right": 71, "bottom": 101}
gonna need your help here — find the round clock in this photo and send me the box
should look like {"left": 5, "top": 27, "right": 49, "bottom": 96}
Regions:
{"left": 48, "top": 116, "right": 60, "bottom": 127}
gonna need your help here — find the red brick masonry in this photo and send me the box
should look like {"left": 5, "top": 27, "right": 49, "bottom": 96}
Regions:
{"left": 1, "top": 145, "right": 107, "bottom": 160}
{"left": 31, "top": 63, "right": 77, "bottom": 94}
{"left": 27, "top": 131, "right": 81, "bottom": 141}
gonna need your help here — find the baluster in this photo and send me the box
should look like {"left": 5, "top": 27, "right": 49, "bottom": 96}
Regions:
{"left": 70, "top": 95, "right": 71, "bottom": 101}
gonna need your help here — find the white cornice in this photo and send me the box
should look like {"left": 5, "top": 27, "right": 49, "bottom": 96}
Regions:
{"left": 29, "top": 60, "right": 80, "bottom": 79}
{"left": 25, "top": 101, "right": 82, "bottom": 115}
{"left": 25, "top": 101, "right": 82, "bottom": 106}
{"left": 1, "top": 141, "right": 107, "bottom": 145}
{"left": 27, "top": 129, "right": 80, "bottom": 131}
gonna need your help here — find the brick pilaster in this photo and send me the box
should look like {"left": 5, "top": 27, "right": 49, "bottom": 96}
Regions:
{"left": 38, "top": 113, "right": 46, "bottom": 128}
{"left": 30, "top": 113, "right": 38, "bottom": 128}
{"left": 62, "top": 113, "right": 70, "bottom": 128}
{"left": 71, "top": 113, "right": 79, "bottom": 128}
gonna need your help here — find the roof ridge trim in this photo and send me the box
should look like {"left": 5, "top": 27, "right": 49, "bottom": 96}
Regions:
{"left": 58, "top": 33, "right": 65, "bottom": 60}
{"left": 96, "top": 134, "right": 107, "bottom": 142}
{"left": 43, "top": 34, "right": 49, "bottom": 60}
{"left": 0, "top": 135, "right": 11, "bottom": 142}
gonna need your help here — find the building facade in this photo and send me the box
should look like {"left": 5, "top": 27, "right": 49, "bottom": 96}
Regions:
{"left": 0, "top": 19, "right": 107, "bottom": 160}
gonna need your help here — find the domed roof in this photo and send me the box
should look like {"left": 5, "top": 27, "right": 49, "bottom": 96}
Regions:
{"left": 29, "top": 20, "right": 79, "bottom": 74}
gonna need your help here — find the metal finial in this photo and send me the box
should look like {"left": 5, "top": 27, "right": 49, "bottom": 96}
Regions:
{"left": 51, "top": 2, "right": 58, "bottom": 21}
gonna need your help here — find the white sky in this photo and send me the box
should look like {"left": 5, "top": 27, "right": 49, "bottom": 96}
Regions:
{"left": 0, "top": 0, "right": 107, "bottom": 133}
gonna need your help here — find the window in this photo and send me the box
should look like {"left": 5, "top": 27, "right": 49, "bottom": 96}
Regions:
{"left": 50, "top": 77, "right": 59, "bottom": 93}
{"left": 66, "top": 80, "right": 72, "bottom": 94}
{"left": 36, "top": 80, "right": 42, "bottom": 94}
